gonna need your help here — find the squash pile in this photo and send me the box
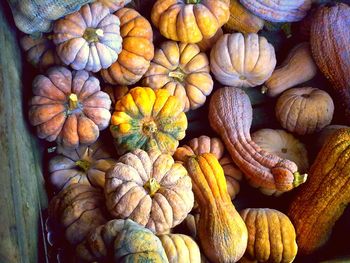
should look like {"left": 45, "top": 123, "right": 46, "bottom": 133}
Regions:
{"left": 16, "top": 0, "right": 350, "bottom": 262}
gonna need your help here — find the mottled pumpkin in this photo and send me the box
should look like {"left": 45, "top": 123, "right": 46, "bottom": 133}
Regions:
{"left": 53, "top": 2, "right": 123, "bottom": 72}
{"left": 101, "top": 8, "right": 154, "bottom": 85}
{"left": 105, "top": 149, "right": 194, "bottom": 234}
{"left": 210, "top": 33, "right": 276, "bottom": 87}
{"left": 97, "top": 0, "right": 132, "bottom": 12}
{"left": 28, "top": 67, "right": 111, "bottom": 149}
{"left": 151, "top": 0, "right": 229, "bottom": 43}
{"left": 110, "top": 87, "right": 187, "bottom": 155}
{"left": 77, "top": 219, "right": 169, "bottom": 262}
{"left": 142, "top": 41, "right": 213, "bottom": 112}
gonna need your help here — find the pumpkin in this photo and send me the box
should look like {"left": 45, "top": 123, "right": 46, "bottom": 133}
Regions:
{"left": 97, "top": 0, "right": 132, "bottom": 12}
{"left": 209, "top": 87, "right": 307, "bottom": 195}
{"left": 197, "top": 28, "right": 223, "bottom": 53}
{"left": 210, "top": 33, "right": 276, "bottom": 88}
{"left": 174, "top": 135, "right": 242, "bottom": 199}
{"left": 102, "top": 85, "right": 129, "bottom": 108}
{"left": 48, "top": 139, "right": 116, "bottom": 193}
{"left": 288, "top": 128, "right": 350, "bottom": 255}
{"left": 240, "top": 208, "right": 298, "bottom": 263}
{"left": 77, "top": 219, "right": 169, "bottom": 262}
{"left": 151, "top": 0, "right": 229, "bottom": 44}
{"left": 310, "top": 3, "right": 350, "bottom": 124}
{"left": 20, "top": 34, "right": 61, "bottom": 71}
{"left": 223, "top": 0, "right": 264, "bottom": 34}
{"left": 101, "top": 8, "right": 154, "bottom": 85}
{"left": 263, "top": 42, "right": 318, "bottom": 97}
{"left": 185, "top": 153, "right": 248, "bottom": 263}
{"left": 275, "top": 87, "right": 334, "bottom": 135}
{"left": 252, "top": 129, "right": 309, "bottom": 174}
{"left": 158, "top": 234, "right": 201, "bottom": 263}
{"left": 314, "top": 125, "right": 349, "bottom": 153}
{"left": 240, "top": 0, "right": 312, "bottom": 22}
{"left": 142, "top": 41, "right": 213, "bottom": 112}
{"left": 28, "top": 67, "right": 112, "bottom": 149}
{"left": 110, "top": 87, "right": 187, "bottom": 155}
{"left": 105, "top": 149, "right": 194, "bottom": 234}
{"left": 53, "top": 2, "right": 123, "bottom": 72}
{"left": 49, "top": 184, "right": 108, "bottom": 245}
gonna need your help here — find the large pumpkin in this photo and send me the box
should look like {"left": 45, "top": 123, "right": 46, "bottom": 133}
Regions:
{"left": 110, "top": 87, "right": 187, "bottom": 155}
{"left": 28, "top": 67, "right": 111, "bottom": 149}
{"left": 142, "top": 41, "right": 213, "bottom": 112}
{"left": 53, "top": 2, "right": 123, "bottom": 72}
{"left": 101, "top": 8, "right": 154, "bottom": 85}
{"left": 151, "top": 0, "right": 229, "bottom": 43}
{"left": 105, "top": 149, "right": 194, "bottom": 234}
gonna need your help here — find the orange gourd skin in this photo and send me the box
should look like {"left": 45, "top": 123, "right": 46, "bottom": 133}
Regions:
{"left": 288, "top": 128, "right": 350, "bottom": 255}
{"left": 185, "top": 153, "right": 248, "bottom": 263}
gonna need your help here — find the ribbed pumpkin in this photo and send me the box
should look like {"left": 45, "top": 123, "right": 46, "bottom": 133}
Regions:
{"left": 53, "top": 2, "right": 123, "bottom": 72}
{"left": 142, "top": 41, "right": 213, "bottom": 112}
{"left": 77, "top": 219, "right": 169, "bottom": 262}
{"left": 288, "top": 128, "right": 350, "bottom": 255}
{"left": 240, "top": 208, "right": 298, "bottom": 263}
{"left": 105, "top": 149, "right": 194, "bottom": 234}
{"left": 151, "top": 0, "right": 229, "bottom": 43}
{"left": 101, "top": 8, "right": 154, "bottom": 85}
{"left": 210, "top": 33, "right": 276, "bottom": 88}
{"left": 97, "top": 0, "right": 132, "bottom": 12}
{"left": 185, "top": 153, "right": 248, "bottom": 263}
{"left": 28, "top": 67, "right": 112, "bottom": 149}
{"left": 110, "top": 87, "right": 187, "bottom": 155}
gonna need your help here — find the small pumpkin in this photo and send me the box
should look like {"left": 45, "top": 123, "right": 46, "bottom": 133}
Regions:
{"left": 151, "top": 0, "right": 229, "bottom": 43}
{"left": 314, "top": 125, "right": 349, "bottom": 153}
{"left": 97, "top": 0, "right": 132, "bottom": 12}
{"left": 158, "top": 234, "right": 201, "bottom": 263}
{"left": 197, "top": 28, "right": 223, "bottom": 53}
{"left": 142, "top": 41, "right": 213, "bottom": 112}
{"left": 275, "top": 87, "right": 334, "bottom": 135}
{"left": 288, "top": 128, "right": 350, "bottom": 254}
{"left": 263, "top": 42, "right": 318, "bottom": 97}
{"left": 240, "top": 208, "right": 298, "bottom": 263}
{"left": 77, "top": 219, "right": 169, "bottom": 262}
{"left": 110, "top": 87, "right": 187, "bottom": 155}
{"left": 48, "top": 139, "right": 116, "bottom": 192}
{"left": 101, "top": 8, "right": 154, "bottom": 85}
{"left": 240, "top": 0, "right": 312, "bottom": 22}
{"left": 53, "top": 2, "right": 123, "bottom": 72}
{"left": 28, "top": 67, "right": 111, "bottom": 149}
{"left": 210, "top": 33, "right": 276, "bottom": 88}
{"left": 105, "top": 149, "right": 194, "bottom": 234}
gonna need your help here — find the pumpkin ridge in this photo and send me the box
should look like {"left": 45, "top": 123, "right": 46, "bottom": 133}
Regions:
{"left": 111, "top": 184, "right": 144, "bottom": 215}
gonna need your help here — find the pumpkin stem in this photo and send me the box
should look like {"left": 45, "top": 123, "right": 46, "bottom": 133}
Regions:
{"left": 144, "top": 178, "right": 160, "bottom": 197}
{"left": 75, "top": 159, "right": 91, "bottom": 173}
{"left": 68, "top": 93, "right": 79, "bottom": 111}
{"left": 169, "top": 68, "right": 186, "bottom": 83}
{"left": 83, "top": 28, "right": 104, "bottom": 43}
{"left": 293, "top": 172, "right": 307, "bottom": 187}
{"left": 142, "top": 121, "right": 157, "bottom": 135}
{"left": 261, "top": 86, "right": 268, "bottom": 94}
{"left": 186, "top": 0, "right": 200, "bottom": 3}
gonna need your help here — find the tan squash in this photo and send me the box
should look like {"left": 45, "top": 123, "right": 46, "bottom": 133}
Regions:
{"left": 197, "top": 28, "right": 223, "bottom": 53}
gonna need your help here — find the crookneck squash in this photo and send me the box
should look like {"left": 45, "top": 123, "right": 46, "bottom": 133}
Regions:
{"left": 185, "top": 153, "right": 248, "bottom": 263}
{"left": 288, "top": 128, "right": 350, "bottom": 255}
{"left": 209, "top": 87, "right": 307, "bottom": 195}
{"left": 110, "top": 87, "right": 187, "bottom": 155}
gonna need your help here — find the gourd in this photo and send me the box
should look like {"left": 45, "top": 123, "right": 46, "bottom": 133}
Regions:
{"left": 97, "top": 0, "right": 132, "bottom": 12}
{"left": 77, "top": 219, "right": 169, "bottom": 262}
{"left": 209, "top": 87, "right": 307, "bottom": 195}
{"left": 210, "top": 33, "right": 276, "bottom": 88}
{"left": 240, "top": 0, "right": 312, "bottom": 22}
{"left": 185, "top": 153, "right": 248, "bottom": 263}
{"left": 142, "top": 41, "right": 213, "bottom": 112}
{"left": 314, "top": 125, "right": 349, "bottom": 153}
{"left": 252, "top": 129, "right": 309, "bottom": 174}
{"left": 158, "top": 234, "right": 201, "bottom": 263}
{"left": 48, "top": 140, "right": 116, "bottom": 193}
{"left": 151, "top": 0, "right": 229, "bottom": 43}
{"left": 310, "top": 3, "right": 350, "bottom": 124}
{"left": 223, "top": 0, "right": 264, "bottom": 34}
{"left": 288, "top": 128, "right": 350, "bottom": 255}
{"left": 105, "top": 149, "right": 194, "bottom": 234}
{"left": 197, "top": 28, "right": 223, "bottom": 53}
{"left": 174, "top": 135, "right": 242, "bottom": 199}
{"left": 263, "top": 42, "right": 318, "bottom": 97}
{"left": 28, "top": 66, "right": 112, "bottom": 149}
{"left": 101, "top": 8, "right": 154, "bottom": 85}
{"left": 240, "top": 208, "right": 298, "bottom": 263}
{"left": 110, "top": 87, "right": 187, "bottom": 155}
{"left": 275, "top": 87, "right": 334, "bottom": 135}
{"left": 53, "top": 2, "right": 123, "bottom": 72}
